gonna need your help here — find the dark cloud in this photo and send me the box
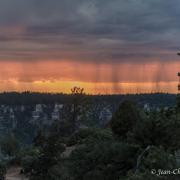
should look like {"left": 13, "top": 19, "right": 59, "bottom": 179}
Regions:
{"left": 0, "top": 0, "right": 180, "bottom": 63}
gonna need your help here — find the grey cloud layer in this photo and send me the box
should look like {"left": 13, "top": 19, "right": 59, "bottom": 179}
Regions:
{"left": 0, "top": 0, "right": 180, "bottom": 62}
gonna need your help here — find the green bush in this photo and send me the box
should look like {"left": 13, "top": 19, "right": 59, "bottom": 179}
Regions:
{"left": 67, "top": 128, "right": 113, "bottom": 146}
{"left": 0, "top": 134, "right": 19, "bottom": 157}
{"left": 68, "top": 142, "right": 139, "bottom": 180}
{"left": 111, "top": 100, "right": 141, "bottom": 138}
{"left": 127, "top": 110, "right": 180, "bottom": 151}
{"left": 20, "top": 147, "right": 40, "bottom": 174}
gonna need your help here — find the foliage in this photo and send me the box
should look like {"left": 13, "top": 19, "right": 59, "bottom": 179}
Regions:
{"left": 49, "top": 119, "right": 73, "bottom": 138}
{"left": 176, "top": 94, "right": 180, "bottom": 109}
{"left": 67, "top": 128, "right": 113, "bottom": 146}
{"left": 68, "top": 142, "right": 139, "bottom": 180}
{"left": 33, "top": 129, "right": 46, "bottom": 148}
{"left": 0, "top": 134, "right": 19, "bottom": 157}
{"left": 70, "top": 86, "right": 88, "bottom": 132}
{"left": 24, "top": 125, "right": 66, "bottom": 180}
{"left": 127, "top": 109, "right": 180, "bottom": 151}
{"left": 0, "top": 92, "right": 175, "bottom": 108}
{"left": 127, "top": 172, "right": 162, "bottom": 180}
{"left": 4, "top": 94, "right": 180, "bottom": 180}
{"left": 20, "top": 147, "right": 40, "bottom": 174}
{"left": 111, "top": 100, "right": 141, "bottom": 138}
{"left": 0, "top": 162, "right": 6, "bottom": 180}
{"left": 31, "top": 139, "right": 65, "bottom": 179}
{"left": 140, "top": 146, "right": 176, "bottom": 172}
{"left": 128, "top": 146, "right": 178, "bottom": 180}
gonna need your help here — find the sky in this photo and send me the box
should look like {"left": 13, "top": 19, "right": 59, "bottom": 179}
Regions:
{"left": 0, "top": 0, "right": 180, "bottom": 94}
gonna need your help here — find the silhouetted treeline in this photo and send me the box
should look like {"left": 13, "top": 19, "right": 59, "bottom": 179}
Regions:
{"left": 0, "top": 92, "right": 176, "bottom": 107}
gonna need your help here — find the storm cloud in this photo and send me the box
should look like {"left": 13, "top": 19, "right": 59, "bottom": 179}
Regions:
{"left": 0, "top": 0, "right": 180, "bottom": 63}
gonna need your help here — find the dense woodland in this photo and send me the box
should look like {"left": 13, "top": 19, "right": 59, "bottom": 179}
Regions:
{"left": 0, "top": 92, "right": 175, "bottom": 107}
{"left": 0, "top": 90, "right": 179, "bottom": 180}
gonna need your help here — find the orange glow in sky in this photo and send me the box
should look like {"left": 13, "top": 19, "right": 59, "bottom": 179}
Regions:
{"left": 0, "top": 59, "right": 179, "bottom": 94}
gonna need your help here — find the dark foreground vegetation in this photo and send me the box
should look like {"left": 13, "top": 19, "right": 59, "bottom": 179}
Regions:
{"left": 0, "top": 90, "right": 179, "bottom": 180}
